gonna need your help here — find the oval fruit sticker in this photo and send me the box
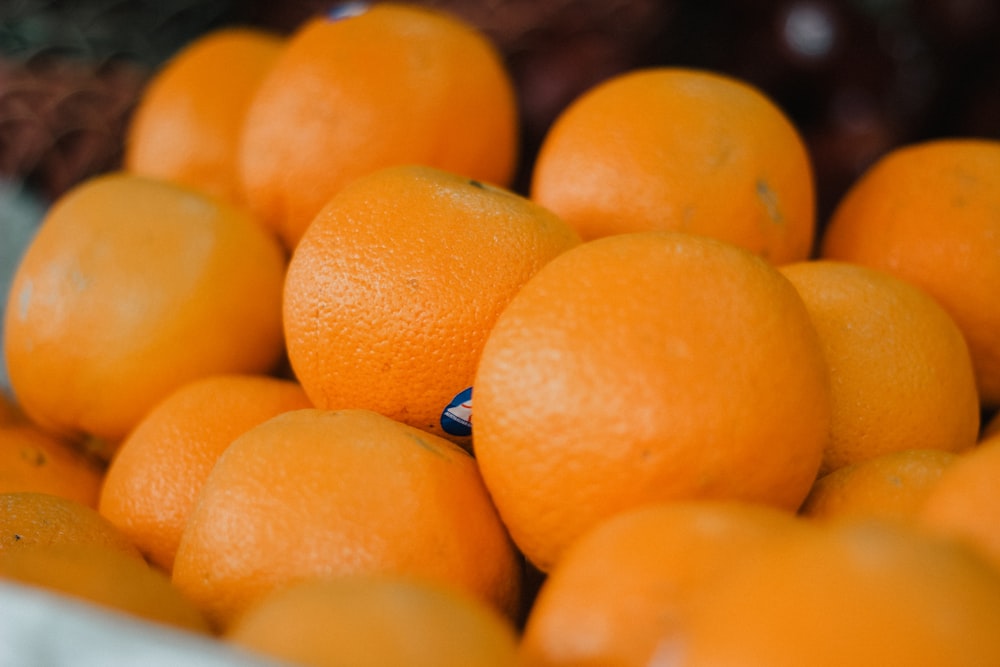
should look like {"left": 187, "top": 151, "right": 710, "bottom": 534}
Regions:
{"left": 440, "top": 387, "right": 473, "bottom": 437}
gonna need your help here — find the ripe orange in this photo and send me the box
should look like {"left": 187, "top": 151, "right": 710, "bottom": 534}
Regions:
{"left": 239, "top": 3, "right": 519, "bottom": 249}
{"left": 0, "top": 491, "right": 140, "bottom": 559}
{"left": 283, "top": 164, "right": 580, "bottom": 447}
{"left": 472, "top": 231, "right": 831, "bottom": 571}
{"left": 780, "top": 260, "right": 979, "bottom": 474}
{"left": 171, "top": 408, "right": 522, "bottom": 630}
{"left": 0, "top": 543, "right": 210, "bottom": 634}
{"left": 3, "top": 173, "right": 287, "bottom": 453}
{"left": 99, "top": 374, "right": 312, "bottom": 572}
{"left": 531, "top": 67, "right": 816, "bottom": 264}
{"left": 0, "top": 392, "right": 24, "bottom": 425}
{"left": 799, "top": 449, "right": 958, "bottom": 522}
{"left": 918, "top": 435, "right": 1000, "bottom": 571}
{"left": 0, "top": 424, "right": 104, "bottom": 506}
{"left": 675, "top": 518, "right": 1000, "bottom": 666}
{"left": 821, "top": 139, "right": 1000, "bottom": 407}
{"left": 225, "top": 575, "right": 518, "bottom": 667}
{"left": 518, "top": 501, "right": 808, "bottom": 667}
{"left": 124, "top": 27, "right": 284, "bottom": 207}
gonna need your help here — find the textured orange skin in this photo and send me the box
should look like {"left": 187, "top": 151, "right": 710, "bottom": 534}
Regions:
{"left": 519, "top": 501, "right": 808, "bottom": 667}
{"left": 226, "top": 576, "right": 518, "bottom": 667}
{"left": 172, "top": 408, "right": 522, "bottom": 631}
{"left": 3, "top": 173, "right": 287, "bottom": 451}
{"left": 0, "top": 492, "right": 140, "bottom": 559}
{"left": 531, "top": 67, "right": 816, "bottom": 264}
{"left": 124, "top": 27, "right": 284, "bottom": 207}
{"left": 0, "top": 426, "right": 104, "bottom": 507}
{"left": 99, "top": 374, "right": 312, "bottom": 572}
{"left": 676, "top": 519, "right": 1000, "bottom": 666}
{"left": 821, "top": 139, "right": 1000, "bottom": 407}
{"left": 473, "top": 231, "right": 832, "bottom": 572}
{"left": 239, "top": 3, "right": 519, "bottom": 250}
{"left": 799, "top": 449, "right": 958, "bottom": 522}
{"left": 283, "top": 164, "right": 580, "bottom": 447}
{"left": 781, "top": 260, "right": 980, "bottom": 475}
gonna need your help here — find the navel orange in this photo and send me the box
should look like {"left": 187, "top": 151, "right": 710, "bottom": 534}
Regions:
{"left": 780, "top": 259, "right": 979, "bottom": 474}
{"left": 531, "top": 67, "right": 816, "bottom": 264}
{"left": 239, "top": 3, "right": 519, "bottom": 249}
{"left": 283, "top": 164, "right": 579, "bottom": 448}
{"left": 124, "top": 27, "right": 284, "bottom": 207}
{"left": 473, "top": 230, "right": 831, "bottom": 571}
{"left": 172, "top": 408, "right": 522, "bottom": 630}
{"left": 99, "top": 373, "right": 312, "bottom": 572}
{"left": 3, "top": 173, "right": 287, "bottom": 454}
{"left": 821, "top": 139, "right": 1000, "bottom": 407}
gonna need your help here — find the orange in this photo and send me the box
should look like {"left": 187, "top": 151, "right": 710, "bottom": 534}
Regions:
{"left": 99, "top": 373, "right": 312, "bottom": 572}
{"left": 472, "top": 230, "right": 831, "bottom": 571}
{"left": 518, "top": 501, "right": 809, "bottom": 667}
{"left": 124, "top": 27, "right": 284, "bottom": 207}
{"left": 3, "top": 172, "right": 287, "bottom": 454}
{"left": 780, "top": 260, "right": 980, "bottom": 474}
{"left": 799, "top": 449, "right": 958, "bottom": 523}
{"left": 0, "top": 492, "right": 140, "bottom": 559}
{"left": 821, "top": 139, "right": 1000, "bottom": 407}
{"left": 239, "top": 3, "right": 519, "bottom": 250}
{"left": 0, "top": 424, "right": 104, "bottom": 506}
{"left": 0, "top": 392, "right": 25, "bottom": 425}
{"left": 530, "top": 67, "right": 816, "bottom": 264}
{"left": 0, "top": 543, "right": 209, "bottom": 634}
{"left": 171, "top": 408, "right": 522, "bottom": 630}
{"left": 226, "top": 575, "right": 518, "bottom": 667}
{"left": 283, "top": 164, "right": 579, "bottom": 447}
{"left": 918, "top": 436, "right": 1000, "bottom": 571}
{"left": 675, "top": 518, "right": 1000, "bottom": 666}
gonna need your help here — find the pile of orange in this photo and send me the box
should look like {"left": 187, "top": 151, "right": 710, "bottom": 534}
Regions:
{"left": 2, "top": 3, "right": 1000, "bottom": 665}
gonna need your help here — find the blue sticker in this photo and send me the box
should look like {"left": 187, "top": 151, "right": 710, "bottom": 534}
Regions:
{"left": 327, "top": 2, "right": 369, "bottom": 21}
{"left": 440, "top": 387, "right": 473, "bottom": 437}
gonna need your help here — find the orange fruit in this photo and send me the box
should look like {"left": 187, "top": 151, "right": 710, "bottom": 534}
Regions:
{"left": 820, "top": 139, "right": 1000, "bottom": 407}
{"left": 226, "top": 575, "right": 518, "bottom": 667}
{"left": 518, "top": 501, "right": 809, "bottom": 667}
{"left": 0, "top": 491, "right": 140, "bottom": 559}
{"left": 0, "top": 392, "right": 25, "bottom": 425}
{"left": 780, "top": 259, "right": 980, "bottom": 474}
{"left": 283, "top": 164, "right": 580, "bottom": 447}
{"left": 472, "top": 230, "right": 831, "bottom": 571}
{"left": 171, "top": 408, "right": 522, "bottom": 630}
{"left": 530, "top": 67, "right": 816, "bottom": 264}
{"left": 799, "top": 449, "right": 958, "bottom": 523}
{"left": 3, "top": 172, "right": 287, "bottom": 454}
{"left": 124, "top": 27, "right": 284, "bottom": 207}
{"left": 0, "top": 543, "right": 210, "bottom": 634}
{"left": 675, "top": 518, "right": 1000, "bottom": 666}
{"left": 239, "top": 3, "right": 519, "bottom": 250}
{"left": 99, "top": 373, "right": 313, "bottom": 572}
{"left": 0, "top": 424, "right": 104, "bottom": 506}
{"left": 918, "top": 436, "right": 1000, "bottom": 571}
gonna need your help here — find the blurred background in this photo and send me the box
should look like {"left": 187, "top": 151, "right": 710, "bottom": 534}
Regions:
{"left": 2, "top": 0, "right": 999, "bottom": 218}
{"left": 2, "top": 0, "right": 998, "bottom": 395}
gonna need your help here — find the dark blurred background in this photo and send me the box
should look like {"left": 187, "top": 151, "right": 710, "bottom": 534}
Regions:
{"left": 2, "top": 0, "right": 999, "bottom": 224}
